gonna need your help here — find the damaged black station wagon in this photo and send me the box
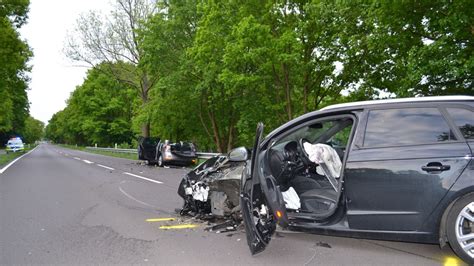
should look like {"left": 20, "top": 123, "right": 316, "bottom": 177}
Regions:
{"left": 239, "top": 96, "right": 474, "bottom": 263}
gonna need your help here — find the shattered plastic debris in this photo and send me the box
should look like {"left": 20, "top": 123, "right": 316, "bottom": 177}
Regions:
{"left": 205, "top": 220, "right": 235, "bottom": 232}
{"left": 192, "top": 182, "right": 209, "bottom": 202}
{"left": 204, "top": 219, "right": 243, "bottom": 235}
{"left": 315, "top": 241, "right": 332, "bottom": 248}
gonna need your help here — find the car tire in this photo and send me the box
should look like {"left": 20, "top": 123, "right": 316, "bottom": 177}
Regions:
{"left": 446, "top": 193, "right": 474, "bottom": 264}
{"left": 157, "top": 155, "right": 163, "bottom": 167}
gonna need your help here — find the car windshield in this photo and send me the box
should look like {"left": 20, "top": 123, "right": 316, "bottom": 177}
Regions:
{"left": 7, "top": 140, "right": 23, "bottom": 145}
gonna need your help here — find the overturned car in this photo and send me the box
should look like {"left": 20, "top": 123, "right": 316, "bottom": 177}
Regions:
{"left": 177, "top": 147, "right": 249, "bottom": 220}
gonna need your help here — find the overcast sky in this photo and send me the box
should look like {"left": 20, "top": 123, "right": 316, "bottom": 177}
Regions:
{"left": 20, "top": 0, "right": 111, "bottom": 124}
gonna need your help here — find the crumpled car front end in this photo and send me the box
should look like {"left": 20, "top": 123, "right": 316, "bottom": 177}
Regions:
{"left": 177, "top": 155, "right": 245, "bottom": 220}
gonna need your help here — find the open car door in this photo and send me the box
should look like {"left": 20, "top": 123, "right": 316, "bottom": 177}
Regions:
{"left": 241, "top": 123, "right": 289, "bottom": 255}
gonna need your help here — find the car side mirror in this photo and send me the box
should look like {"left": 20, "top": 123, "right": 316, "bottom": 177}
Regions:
{"left": 228, "top": 147, "right": 249, "bottom": 162}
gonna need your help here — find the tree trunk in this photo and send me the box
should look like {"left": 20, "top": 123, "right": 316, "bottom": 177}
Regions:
{"left": 272, "top": 64, "right": 288, "bottom": 123}
{"left": 303, "top": 72, "right": 309, "bottom": 114}
{"left": 140, "top": 74, "right": 151, "bottom": 137}
{"left": 208, "top": 108, "right": 222, "bottom": 153}
{"left": 226, "top": 110, "right": 236, "bottom": 152}
{"left": 282, "top": 63, "right": 292, "bottom": 120}
{"left": 141, "top": 123, "right": 150, "bottom": 138}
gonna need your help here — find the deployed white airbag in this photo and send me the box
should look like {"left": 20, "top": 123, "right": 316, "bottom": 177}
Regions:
{"left": 303, "top": 142, "right": 342, "bottom": 192}
{"left": 303, "top": 143, "right": 342, "bottom": 178}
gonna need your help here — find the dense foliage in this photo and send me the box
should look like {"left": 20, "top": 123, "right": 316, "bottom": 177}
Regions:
{"left": 64, "top": 0, "right": 157, "bottom": 137}
{"left": 52, "top": 0, "right": 473, "bottom": 152}
{"left": 22, "top": 116, "right": 44, "bottom": 144}
{"left": 45, "top": 63, "right": 138, "bottom": 146}
{"left": 0, "top": 0, "right": 43, "bottom": 145}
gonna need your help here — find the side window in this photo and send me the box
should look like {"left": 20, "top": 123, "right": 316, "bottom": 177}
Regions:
{"left": 277, "top": 118, "right": 353, "bottom": 145}
{"left": 330, "top": 125, "right": 352, "bottom": 148}
{"left": 364, "top": 108, "right": 456, "bottom": 147}
{"left": 447, "top": 108, "right": 474, "bottom": 140}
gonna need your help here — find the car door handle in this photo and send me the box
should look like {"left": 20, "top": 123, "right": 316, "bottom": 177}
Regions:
{"left": 421, "top": 162, "right": 450, "bottom": 172}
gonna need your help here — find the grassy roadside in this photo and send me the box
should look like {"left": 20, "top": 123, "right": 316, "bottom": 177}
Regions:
{"left": 0, "top": 146, "right": 36, "bottom": 168}
{"left": 57, "top": 144, "right": 204, "bottom": 167}
{"left": 58, "top": 144, "right": 138, "bottom": 160}
{"left": 0, "top": 151, "right": 24, "bottom": 167}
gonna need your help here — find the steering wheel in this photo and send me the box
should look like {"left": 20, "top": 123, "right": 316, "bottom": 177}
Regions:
{"left": 297, "top": 138, "right": 314, "bottom": 166}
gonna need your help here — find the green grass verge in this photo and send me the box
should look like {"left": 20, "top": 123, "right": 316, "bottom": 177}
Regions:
{"left": 0, "top": 146, "right": 36, "bottom": 168}
{"left": 87, "top": 149, "right": 137, "bottom": 160}
{"left": 57, "top": 144, "right": 204, "bottom": 167}
{"left": 58, "top": 144, "right": 138, "bottom": 160}
{"left": 0, "top": 151, "right": 24, "bottom": 167}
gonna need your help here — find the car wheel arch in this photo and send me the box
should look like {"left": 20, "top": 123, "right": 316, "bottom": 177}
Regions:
{"left": 439, "top": 190, "right": 474, "bottom": 248}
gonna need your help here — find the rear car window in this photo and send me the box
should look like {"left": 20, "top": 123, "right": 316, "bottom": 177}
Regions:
{"left": 172, "top": 142, "right": 195, "bottom": 152}
{"left": 447, "top": 108, "right": 474, "bottom": 140}
{"left": 364, "top": 108, "right": 456, "bottom": 147}
{"left": 143, "top": 137, "right": 159, "bottom": 146}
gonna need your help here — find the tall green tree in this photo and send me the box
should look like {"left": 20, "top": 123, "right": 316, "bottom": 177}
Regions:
{"left": 140, "top": 0, "right": 203, "bottom": 143}
{"left": 338, "top": 0, "right": 473, "bottom": 96}
{"left": 45, "top": 63, "right": 138, "bottom": 146}
{"left": 23, "top": 116, "right": 44, "bottom": 143}
{"left": 65, "top": 0, "right": 157, "bottom": 137}
{"left": 54, "top": 0, "right": 473, "bottom": 152}
{"left": 0, "top": 0, "right": 32, "bottom": 144}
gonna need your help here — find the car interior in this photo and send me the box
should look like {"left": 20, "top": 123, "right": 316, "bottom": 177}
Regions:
{"left": 264, "top": 117, "right": 354, "bottom": 218}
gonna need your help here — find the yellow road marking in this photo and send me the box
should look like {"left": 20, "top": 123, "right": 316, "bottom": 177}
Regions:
{"left": 159, "top": 224, "right": 199, "bottom": 230}
{"left": 146, "top": 218, "right": 176, "bottom": 222}
{"left": 444, "top": 256, "right": 461, "bottom": 266}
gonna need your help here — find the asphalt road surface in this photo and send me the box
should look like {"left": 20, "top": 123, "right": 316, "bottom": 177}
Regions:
{"left": 0, "top": 144, "right": 463, "bottom": 265}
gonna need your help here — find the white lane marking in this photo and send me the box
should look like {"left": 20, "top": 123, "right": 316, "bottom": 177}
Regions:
{"left": 82, "top": 160, "right": 94, "bottom": 164}
{"left": 123, "top": 172, "right": 163, "bottom": 184}
{"left": 73, "top": 157, "right": 81, "bottom": 160}
{"left": 119, "top": 186, "right": 156, "bottom": 208}
{"left": 97, "top": 164, "right": 115, "bottom": 171}
{"left": 0, "top": 146, "right": 39, "bottom": 174}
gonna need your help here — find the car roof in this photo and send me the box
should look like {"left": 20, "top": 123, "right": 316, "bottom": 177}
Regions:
{"left": 262, "top": 95, "right": 474, "bottom": 146}
{"left": 321, "top": 95, "right": 474, "bottom": 111}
